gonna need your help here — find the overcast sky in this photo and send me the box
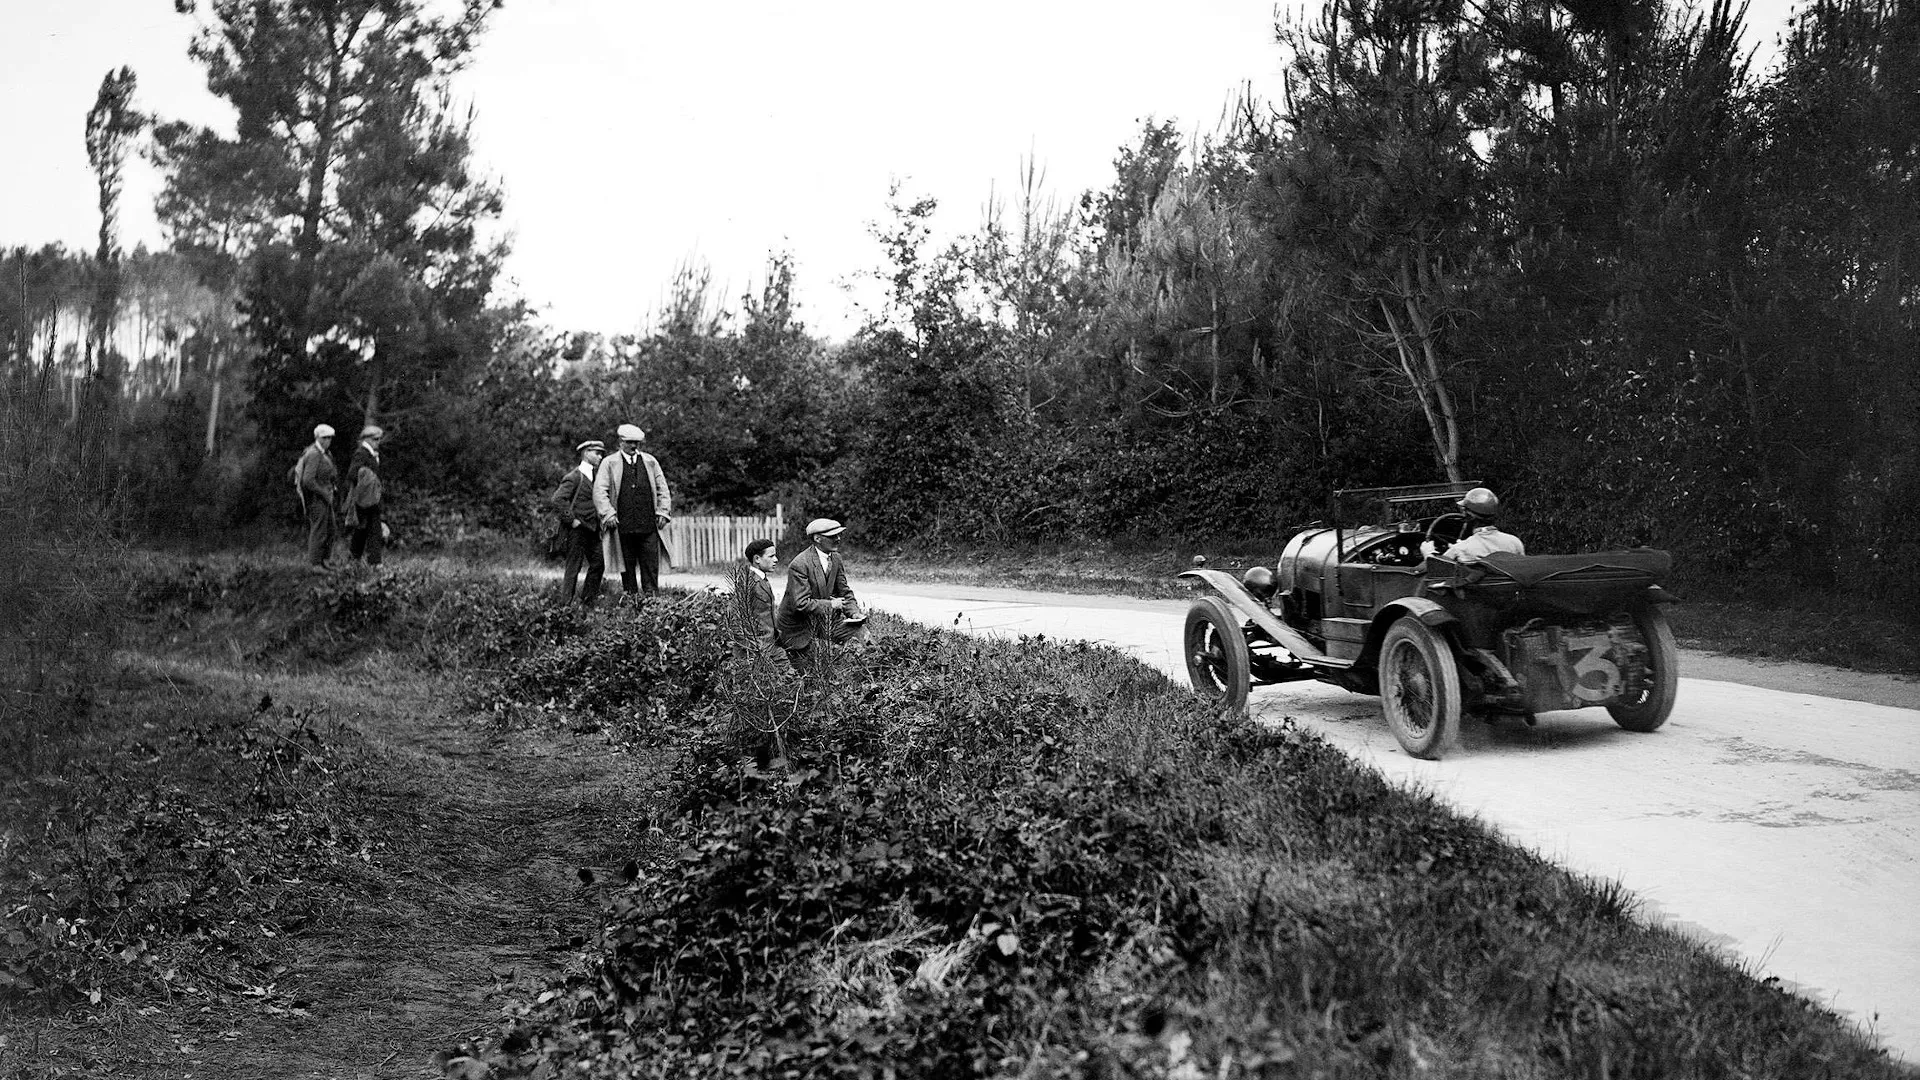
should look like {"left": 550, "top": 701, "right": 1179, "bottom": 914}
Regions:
{"left": 2, "top": 0, "right": 1796, "bottom": 342}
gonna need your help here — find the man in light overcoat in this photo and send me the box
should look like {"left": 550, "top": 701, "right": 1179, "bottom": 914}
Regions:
{"left": 591, "top": 423, "right": 672, "bottom": 597}
{"left": 775, "top": 518, "right": 866, "bottom": 670}
{"left": 292, "top": 423, "right": 338, "bottom": 569}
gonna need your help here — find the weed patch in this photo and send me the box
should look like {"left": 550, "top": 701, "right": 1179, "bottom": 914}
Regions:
{"left": 0, "top": 678, "right": 359, "bottom": 1024}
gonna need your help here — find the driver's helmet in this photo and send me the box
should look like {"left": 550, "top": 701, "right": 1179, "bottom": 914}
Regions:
{"left": 1458, "top": 487, "right": 1500, "bottom": 518}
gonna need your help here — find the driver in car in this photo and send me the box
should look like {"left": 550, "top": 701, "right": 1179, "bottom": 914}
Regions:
{"left": 1426, "top": 487, "right": 1525, "bottom": 563}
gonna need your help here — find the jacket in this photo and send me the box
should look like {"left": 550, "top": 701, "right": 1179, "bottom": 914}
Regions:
{"left": 1449, "top": 525, "right": 1525, "bottom": 563}
{"left": 591, "top": 451, "right": 671, "bottom": 530}
{"left": 551, "top": 465, "right": 600, "bottom": 529}
{"left": 292, "top": 443, "right": 338, "bottom": 503}
{"left": 775, "top": 545, "right": 856, "bottom": 651}
{"left": 343, "top": 443, "right": 382, "bottom": 509}
{"left": 744, "top": 566, "right": 776, "bottom": 647}
{"left": 593, "top": 450, "right": 672, "bottom": 568}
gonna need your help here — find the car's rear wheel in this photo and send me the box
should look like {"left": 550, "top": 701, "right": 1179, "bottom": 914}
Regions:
{"left": 1607, "top": 607, "right": 1678, "bottom": 732}
{"left": 1380, "top": 618, "right": 1462, "bottom": 759}
{"left": 1185, "top": 596, "right": 1250, "bottom": 711}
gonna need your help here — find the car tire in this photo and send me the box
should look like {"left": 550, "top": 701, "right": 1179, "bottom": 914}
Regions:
{"left": 1185, "top": 596, "right": 1251, "bottom": 712}
{"left": 1607, "top": 607, "right": 1679, "bottom": 732}
{"left": 1380, "top": 618, "right": 1462, "bottom": 759}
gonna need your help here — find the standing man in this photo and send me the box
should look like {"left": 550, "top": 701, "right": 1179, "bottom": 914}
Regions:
{"left": 342, "top": 425, "right": 386, "bottom": 566}
{"left": 775, "top": 518, "right": 867, "bottom": 670}
{"left": 591, "top": 423, "right": 672, "bottom": 598}
{"left": 292, "top": 423, "right": 338, "bottom": 571}
{"left": 552, "top": 439, "right": 606, "bottom": 605}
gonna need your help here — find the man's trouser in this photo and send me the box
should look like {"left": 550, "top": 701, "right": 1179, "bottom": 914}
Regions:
{"left": 561, "top": 524, "right": 604, "bottom": 604}
{"left": 784, "top": 618, "right": 867, "bottom": 671}
{"left": 304, "top": 496, "right": 336, "bottom": 565}
{"left": 348, "top": 503, "right": 384, "bottom": 566}
{"left": 618, "top": 530, "right": 661, "bottom": 595}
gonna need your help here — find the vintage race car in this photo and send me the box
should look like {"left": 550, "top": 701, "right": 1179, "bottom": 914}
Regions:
{"left": 1181, "top": 481, "right": 1679, "bottom": 758}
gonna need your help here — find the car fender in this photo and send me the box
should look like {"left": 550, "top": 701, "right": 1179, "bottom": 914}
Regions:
{"left": 1358, "top": 597, "right": 1460, "bottom": 670}
{"left": 1178, "top": 569, "right": 1348, "bottom": 667}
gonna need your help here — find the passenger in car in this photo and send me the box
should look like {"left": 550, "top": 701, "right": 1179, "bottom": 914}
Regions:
{"left": 1435, "top": 487, "right": 1525, "bottom": 562}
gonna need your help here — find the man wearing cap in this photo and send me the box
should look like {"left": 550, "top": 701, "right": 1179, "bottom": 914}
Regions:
{"left": 1430, "top": 487, "right": 1525, "bottom": 563}
{"left": 552, "top": 440, "right": 607, "bottom": 605}
{"left": 775, "top": 518, "right": 866, "bottom": 669}
{"left": 592, "top": 423, "right": 673, "bottom": 597}
{"left": 292, "top": 423, "right": 339, "bottom": 569}
{"left": 342, "top": 425, "right": 386, "bottom": 566}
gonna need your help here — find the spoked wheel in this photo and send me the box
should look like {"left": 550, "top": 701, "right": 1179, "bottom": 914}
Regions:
{"left": 1380, "top": 619, "right": 1463, "bottom": 759}
{"left": 1608, "top": 607, "right": 1679, "bottom": 732}
{"left": 1184, "top": 596, "right": 1251, "bottom": 712}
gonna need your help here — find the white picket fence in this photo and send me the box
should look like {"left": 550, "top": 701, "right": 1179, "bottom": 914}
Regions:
{"left": 662, "top": 504, "right": 785, "bottom": 569}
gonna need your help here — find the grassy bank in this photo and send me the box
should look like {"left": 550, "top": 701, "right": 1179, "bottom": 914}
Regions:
{"left": 460, "top": 582, "right": 1901, "bottom": 1077}
{"left": 0, "top": 556, "right": 672, "bottom": 1077}
{"left": 3, "top": 553, "right": 1904, "bottom": 1077}
{"left": 848, "top": 539, "right": 1920, "bottom": 677}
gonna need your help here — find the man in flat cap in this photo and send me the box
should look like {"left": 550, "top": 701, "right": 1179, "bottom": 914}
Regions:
{"left": 592, "top": 423, "right": 673, "bottom": 597}
{"left": 552, "top": 439, "right": 607, "bottom": 605}
{"left": 775, "top": 517, "right": 867, "bottom": 670}
{"left": 292, "top": 423, "right": 338, "bottom": 570}
{"left": 342, "top": 424, "right": 386, "bottom": 566}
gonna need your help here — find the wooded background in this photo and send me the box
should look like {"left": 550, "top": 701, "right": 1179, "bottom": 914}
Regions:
{"left": 5, "top": 0, "right": 1915, "bottom": 609}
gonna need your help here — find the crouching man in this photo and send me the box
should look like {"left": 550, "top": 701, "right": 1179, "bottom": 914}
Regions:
{"left": 775, "top": 518, "right": 867, "bottom": 671}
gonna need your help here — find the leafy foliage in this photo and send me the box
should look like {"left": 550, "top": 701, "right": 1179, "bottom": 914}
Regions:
{"left": 0, "top": 694, "right": 356, "bottom": 1013}
{"left": 452, "top": 614, "right": 1903, "bottom": 1078}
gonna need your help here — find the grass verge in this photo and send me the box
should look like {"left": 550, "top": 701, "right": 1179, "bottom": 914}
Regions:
{"left": 455, "top": 592, "right": 1903, "bottom": 1078}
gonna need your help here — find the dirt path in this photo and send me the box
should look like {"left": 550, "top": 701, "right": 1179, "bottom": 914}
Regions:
{"left": 122, "top": 662, "right": 661, "bottom": 1079}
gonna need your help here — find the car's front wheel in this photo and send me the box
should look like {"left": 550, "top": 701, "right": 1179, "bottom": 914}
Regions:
{"left": 1607, "top": 607, "right": 1679, "bottom": 732}
{"left": 1380, "top": 618, "right": 1463, "bottom": 759}
{"left": 1185, "top": 596, "right": 1251, "bottom": 711}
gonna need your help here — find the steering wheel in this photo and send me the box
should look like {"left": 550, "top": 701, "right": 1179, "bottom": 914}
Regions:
{"left": 1424, "top": 513, "right": 1467, "bottom": 554}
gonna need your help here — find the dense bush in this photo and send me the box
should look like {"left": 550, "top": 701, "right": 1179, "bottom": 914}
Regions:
{"left": 126, "top": 556, "right": 593, "bottom": 670}
{"left": 474, "top": 592, "right": 730, "bottom": 735}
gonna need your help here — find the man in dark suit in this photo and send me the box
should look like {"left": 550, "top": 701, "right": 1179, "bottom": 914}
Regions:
{"left": 552, "top": 440, "right": 606, "bottom": 605}
{"left": 775, "top": 518, "right": 866, "bottom": 670}
{"left": 738, "top": 538, "right": 779, "bottom": 652}
{"left": 341, "top": 424, "right": 385, "bottom": 566}
{"left": 591, "top": 423, "right": 672, "bottom": 597}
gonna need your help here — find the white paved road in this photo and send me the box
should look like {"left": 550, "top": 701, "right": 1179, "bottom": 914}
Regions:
{"left": 665, "top": 571, "right": 1920, "bottom": 1062}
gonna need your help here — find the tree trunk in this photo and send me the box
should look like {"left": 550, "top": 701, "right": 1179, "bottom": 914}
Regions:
{"left": 294, "top": 13, "right": 363, "bottom": 352}
{"left": 1379, "top": 256, "right": 1463, "bottom": 483}
{"left": 205, "top": 353, "right": 222, "bottom": 457}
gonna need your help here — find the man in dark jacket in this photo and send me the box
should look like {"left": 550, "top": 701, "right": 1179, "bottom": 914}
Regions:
{"left": 342, "top": 425, "right": 385, "bottom": 566}
{"left": 292, "top": 423, "right": 338, "bottom": 570}
{"left": 552, "top": 440, "right": 606, "bottom": 605}
{"left": 775, "top": 518, "right": 866, "bottom": 670}
{"left": 739, "top": 537, "right": 778, "bottom": 650}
